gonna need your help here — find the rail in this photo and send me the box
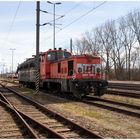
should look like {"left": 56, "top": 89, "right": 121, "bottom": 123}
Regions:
{"left": 0, "top": 83, "right": 102, "bottom": 139}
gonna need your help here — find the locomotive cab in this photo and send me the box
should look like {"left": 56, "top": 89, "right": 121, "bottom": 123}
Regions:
{"left": 39, "top": 48, "right": 72, "bottom": 86}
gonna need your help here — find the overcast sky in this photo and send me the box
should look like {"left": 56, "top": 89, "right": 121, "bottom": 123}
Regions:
{"left": 0, "top": 1, "right": 140, "bottom": 73}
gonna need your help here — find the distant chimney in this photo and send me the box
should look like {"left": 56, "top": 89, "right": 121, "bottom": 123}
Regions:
{"left": 70, "top": 38, "right": 72, "bottom": 53}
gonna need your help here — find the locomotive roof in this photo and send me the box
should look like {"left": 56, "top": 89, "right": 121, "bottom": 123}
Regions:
{"left": 49, "top": 54, "right": 100, "bottom": 63}
{"left": 18, "top": 57, "right": 35, "bottom": 69}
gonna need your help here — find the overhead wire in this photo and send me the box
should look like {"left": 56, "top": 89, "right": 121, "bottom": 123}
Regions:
{"left": 1, "top": 1, "right": 21, "bottom": 57}
{"left": 58, "top": 2, "right": 107, "bottom": 33}
{"left": 5, "top": 1, "right": 21, "bottom": 40}
{"left": 0, "top": 1, "right": 21, "bottom": 72}
{"left": 45, "top": 1, "right": 107, "bottom": 41}
{"left": 23, "top": 1, "right": 107, "bottom": 54}
{"left": 1, "top": 1, "right": 21, "bottom": 54}
{"left": 56, "top": 3, "right": 138, "bottom": 49}
{"left": 54, "top": 1, "right": 107, "bottom": 48}
{"left": 40, "top": 1, "right": 82, "bottom": 47}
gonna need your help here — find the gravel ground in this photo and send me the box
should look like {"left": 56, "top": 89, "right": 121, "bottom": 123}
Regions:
{"left": 1, "top": 80, "right": 140, "bottom": 138}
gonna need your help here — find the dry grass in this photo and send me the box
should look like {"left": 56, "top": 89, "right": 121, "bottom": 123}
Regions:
{"left": 55, "top": 103, "right": 105, "bottom": 120}
{"left": 102, "top": 94, "right": 140, "bottom": 106}
{"left": 52, "top": 102, "right": 140, "bottom": 138}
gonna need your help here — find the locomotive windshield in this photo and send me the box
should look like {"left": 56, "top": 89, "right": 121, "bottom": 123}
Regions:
{"left": 47, "top": 51, "right": 71, "bottom": 61}
{"left": 47, "top": 52, "right": 56, "bottom": 61}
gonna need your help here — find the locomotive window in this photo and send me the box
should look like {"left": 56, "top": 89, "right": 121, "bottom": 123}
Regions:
{"left": 47, "top": 52, "right": 56, "bottom": 61}
{"left": 64, "top": 52, "right": 71, "bottom": 58}
{"left": 58, "top": 63, "right": 61, "bottom": 73}
{"left": 47, "top": 53, "right": 51, "bottom": 60}
{"left": 57, "top": 51, "right": 64, "bottom": 59}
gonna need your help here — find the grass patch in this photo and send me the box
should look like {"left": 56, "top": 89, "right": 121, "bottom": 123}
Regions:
{"left": 57, "top": 103, "right": 107, "bottom": 121}
{"left": 103, "top": 94, "right": 140, "bottom": 106}
{"left": 13, "top": 86, "right": 34, "bottom": 95}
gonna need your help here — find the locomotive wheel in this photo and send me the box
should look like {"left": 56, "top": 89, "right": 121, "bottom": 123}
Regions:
{"left": 73, "top": 91, "right": 84, "bottom": 99}
{"left": 72, "top": 86, "right": 89, "bottom": 99}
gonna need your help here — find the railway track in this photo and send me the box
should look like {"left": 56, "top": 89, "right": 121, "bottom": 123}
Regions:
{"left": 40, "top": 89, "right": 140, "bottom": 119}
{"left": 107, "top": 89, "right": 140, "bottom": 99}
{"left": 1, "top": 80, "right": 140, "bottom": 137}
{"left": 0, "top": 93, "right": 67, "bottom": 139}
{"left": 108, "top": 83, "right": 140, "bottom": 91}
{"left": 0, "top": 84, "right": 102, "bottom": 139}
{"left": 84, "top": 96, "right": 140, "bottom": 110}
{"left": 0, "top": 99, "right": 38, "bottom": 138}
{"left": 82, "top": 96, "right": 140, "bottom": 118}
{"left": 107, "top": 82, "right": 140, "bottom": 98}
{"left": 41, "top": 89, "right": 140, "bottom": 119}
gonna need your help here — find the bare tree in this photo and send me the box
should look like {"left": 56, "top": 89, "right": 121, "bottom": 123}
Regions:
{"left": 119, "top": 17, "right": 136, "bottom": 80}
{"left": 128, "top": 10, "right": 140, "bottom": 45}
{"left": 109, "top": 22, "right": 126, "bottom": 80}
{"left": 94, "top": 21, "right": 117, "bottom": 80}
{"left": 74, "top": 36, "right": 89, "bottom": 54}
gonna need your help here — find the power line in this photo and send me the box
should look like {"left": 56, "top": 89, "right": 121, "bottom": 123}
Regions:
{"left": 53, "top": 1, "right": 107, "bottom": 47}
{"left": 1, "top": 1, "right": 21, "bottom": 51}
{"left": 6, "top": 1, "right": 21, "bottom": 39}
{"left": 60, "top": 1, "right": 107, "bottom": 32}
{"left": 0, "top": 1, "right": 21, "bottom": 69}
{"left": 46, "top": 1, "right": 107, "bottom": 41}
{"left": 22, "top": 2, "right": 98, "bottom": 54}
{"left": 40, "top": 2, "right": 83, "bottom": 46}
{"left": 56, "top": 3, "right": 138, "bottom": 48}
{"left": 25, "top": 1, "right": 107, "bottom": 53}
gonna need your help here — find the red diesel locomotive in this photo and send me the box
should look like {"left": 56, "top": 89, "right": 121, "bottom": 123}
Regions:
{"left": 17, "top": 48, "right": 108, "bottom": 98}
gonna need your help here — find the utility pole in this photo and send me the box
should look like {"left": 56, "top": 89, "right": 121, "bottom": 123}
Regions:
{"left": 53, "top": 3, "right": 55, "bottom": 50}
{"left": 35, "top": 1, "right": 40, "bottom": 94}
{"left": 47, "top": 1, "right": 61, "bottom": 50}
{"left": 10, "top": 48, "right": 15, "bottom": 80}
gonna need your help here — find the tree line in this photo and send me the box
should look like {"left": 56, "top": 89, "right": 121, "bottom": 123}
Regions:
{"left": 73, "top": 9, "right": 140, "bottom": 81}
